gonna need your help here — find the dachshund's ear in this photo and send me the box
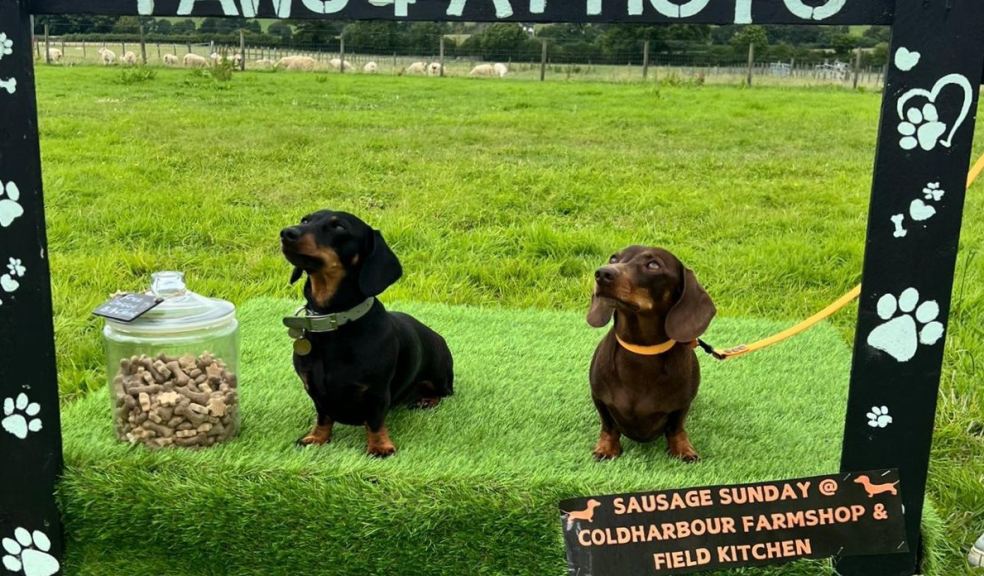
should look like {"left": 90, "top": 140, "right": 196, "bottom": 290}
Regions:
{"left": 358, "top": 229, "right": 403, "bottom": 296}
{"left": 665, "top": 266, "right": 716, "bottom": 342}
{"left": 289, "top": 266, "right": 304, "bottom": 285}
{"left": 586, "top": 293, "right": 615, "bottom": 328}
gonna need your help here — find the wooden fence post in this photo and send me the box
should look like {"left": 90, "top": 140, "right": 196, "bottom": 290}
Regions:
{"left": 43, "top": 20, "right": 49, "bottom": 64}
{"left": 852, "top": 47, "right": 861, "bottom": 89}
{"left": 239, "top": 29, "right": 245, "bottom": 71}
{"left": 539, "top": 38, "right": 547, "bottom": 81}
{"left": 439, "top": 35, "right": 445, "bottom": 77}
{"left": 642, "top": 39, "right": 650, "bottom": 79}
{"left": 138, "top": 22, "right": 147, "bottom": 64}
{"left": 339, "top": 36, "right": 345, "bottom": 73}
{"left": 746, "top": 41, "right": 754, "bottom": 86}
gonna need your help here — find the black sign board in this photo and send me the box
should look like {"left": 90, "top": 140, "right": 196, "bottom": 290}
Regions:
{"left": 560, "top": 470, "right": 906, "bottom": 576}
{"left": 91, "top": 293, "right": 162, "bottom": 322}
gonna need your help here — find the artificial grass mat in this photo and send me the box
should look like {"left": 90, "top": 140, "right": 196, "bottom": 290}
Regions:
{"left": 58, "top": 298, "right": 942, "bottom": 575}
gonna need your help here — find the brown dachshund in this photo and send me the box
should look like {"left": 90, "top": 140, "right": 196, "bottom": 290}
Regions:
{"left": 587, "top": 246, "right": 716, "bottom": 462}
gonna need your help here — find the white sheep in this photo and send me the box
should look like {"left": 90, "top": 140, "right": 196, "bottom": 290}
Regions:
{"left": 183, "top": 53, "right": 208, "bottom": 68}
{"left": 97, "top": 48, "right": 116, "bottom": 66}
{"left": 276, "top": 55, "right": 317, "bottom": 71}
{"left": 494, "top": 62, "right": 509, "bottom": 78}
{"left": 162, "top": 53, "right": 178, "bottom": 66}
{"left": 329, "top": 57, "right": 352, "bottom": 71}
{"left": 46, "top": 48, "right": 62, "bottom": 63}
{"left": 427, "top": 62, "right": 443, "bottom": 76}
{"left": 469, "top": 63, "right": 497, "bottom": 77}
{"left": 121, "top": 51, "right": 137, "bottom": 65}
{"left": 400, "top": 61, "right": 427, "bottom": 75}
{"left": 363, "top": 61, "right": 378, "bottom": 74}
{"left": 254, "top": 58, "right": 275, "bottom": 69}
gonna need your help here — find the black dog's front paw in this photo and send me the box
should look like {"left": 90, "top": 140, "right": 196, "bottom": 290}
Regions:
{"left": 366, "top": 426, "right": 396, "bottom": 457}
{"left": 296, "top": 424, "right": 332, "bottom": 446}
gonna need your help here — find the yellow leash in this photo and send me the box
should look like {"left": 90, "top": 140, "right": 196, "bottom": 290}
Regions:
{"left": 703, "top": 151, "right": 984, "bottom": 361}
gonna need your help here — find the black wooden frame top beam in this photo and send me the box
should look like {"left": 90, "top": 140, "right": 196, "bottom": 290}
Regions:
{"left": 28, "top": 0, "right": 894, "bottom": 25}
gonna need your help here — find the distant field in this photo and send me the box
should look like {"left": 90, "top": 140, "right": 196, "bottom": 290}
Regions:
{"left": 35, "top": 67, "right": 983, "bottom": 574}
{"left": 36, "top": 39, "right": 885, "bottom": 86}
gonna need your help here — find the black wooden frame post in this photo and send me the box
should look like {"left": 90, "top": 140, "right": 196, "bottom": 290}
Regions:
{"left": 838, "top": 2, "right": 984, "bottom": 574}
{"left": 0, "top": 0, "right": 65, "bottom": 574}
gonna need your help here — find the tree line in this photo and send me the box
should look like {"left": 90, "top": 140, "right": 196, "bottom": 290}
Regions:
{"left": 38, "top": 16, "right": 889, "bottom": 66}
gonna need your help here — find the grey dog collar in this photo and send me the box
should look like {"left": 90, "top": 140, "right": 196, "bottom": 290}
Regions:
{"left": 282, "top": 297, "right": 375, "bottom": 333}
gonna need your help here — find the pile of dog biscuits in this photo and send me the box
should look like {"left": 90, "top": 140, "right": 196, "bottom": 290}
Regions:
{"left": 112, "top": 352, "right": 238, "bottom": 448}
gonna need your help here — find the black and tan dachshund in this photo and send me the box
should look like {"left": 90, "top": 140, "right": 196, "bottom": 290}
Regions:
{"left": 587, "top": 245, "right": 715, "bottom": 462}
{"left": 280, "top": 210, "right": 454, "bottom": 457}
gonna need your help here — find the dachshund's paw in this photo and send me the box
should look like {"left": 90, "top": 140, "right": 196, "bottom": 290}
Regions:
{"left": 412, "top": 397, "right": 442, "bottom": 410}
{"left": 367, "top": 442, "right": 396, "bottom": 458}
{"left": 296, "top": 434, "right": 331, "bottom": 446}
{"left": 592, "top": 443, "right": 622, "bottom": 461}
{"left": 296, "top": 424, "right": 332, "bottom": 446}
{"left": 668, "top": 447, "right": 700, "bottom": 463}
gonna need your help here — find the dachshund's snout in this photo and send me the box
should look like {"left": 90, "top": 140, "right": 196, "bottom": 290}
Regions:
{"left": 595, "top": 266, "right": 618, "bottom": 285}
{"left": 280, "top": 227, "right": 302, "bottom": 244}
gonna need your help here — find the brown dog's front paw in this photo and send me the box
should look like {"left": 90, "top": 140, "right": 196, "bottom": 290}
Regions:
{"left": 592, "top": 440, "right": 623, "bottom": 460}
{"left": 673, "top": 450, "right": 700, "bottom": 463}
{"left": 667, "top": 440, "right": 699, "bottom": 462}
{"left": 296, "top": 424, "right": 332, "bottom": 446}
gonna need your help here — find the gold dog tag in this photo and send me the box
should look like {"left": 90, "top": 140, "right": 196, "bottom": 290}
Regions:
{"left": 287, "top": 327, "right": 304, "bottom": 339}
{"left": 293, "top": 338, "right": 312, "bottom": 356}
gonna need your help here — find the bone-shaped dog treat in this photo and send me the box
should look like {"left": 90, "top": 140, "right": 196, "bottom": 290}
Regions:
{"left": 181, "top": 388, "right": 210, "bottom": 405}
{"left": 143, "top": 420, "right": 173, "bottom": 438}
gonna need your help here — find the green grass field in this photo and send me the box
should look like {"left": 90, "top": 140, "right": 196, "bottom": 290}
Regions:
{"left": 37, "top": 67, "right": 983, "bottom": 574}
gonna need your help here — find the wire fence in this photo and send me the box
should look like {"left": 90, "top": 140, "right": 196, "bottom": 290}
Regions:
{"left": 34, "top": 34, "right": 887, "bottom": 88}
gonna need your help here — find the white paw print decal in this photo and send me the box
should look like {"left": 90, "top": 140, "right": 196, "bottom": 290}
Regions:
{"left": 0, "top": 180, "right": 23, "bottom": 228}
{"left": 0, "top": 32, "right": 13, "bottom": 61}
{"left": 909, "top": 182, "right": 945, "bottom": 222}
{"left": 896, "top": 73, "right": 972, "bottom": 152}
{"left": 2, "top": 527, "right": 59, "bottom": 576}
{"left": 0, "top": 256, "right": 26, "bottom": 307}
{"left": 898, "top": 103, "right": 945, "bottom": 151}
{"left": 922, "top": 182, "right": 945, "bottom": 202}
{"left": 867, "top": 287, "right": 944, "bottom": 362}
{"left": 866, "top": 406, "right": 893, "bottom": 428}
{"left": 1, "top": 393, "right": 42, "bottom": 439}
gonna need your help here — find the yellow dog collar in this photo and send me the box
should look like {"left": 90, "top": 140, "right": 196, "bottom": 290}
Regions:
{"left": 615, "top": 335, "right": 678, "bottom": 356}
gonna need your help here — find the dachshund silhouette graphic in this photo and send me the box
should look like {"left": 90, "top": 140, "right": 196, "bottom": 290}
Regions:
{"left": 565, "top": 499, "right": 602, "bottom": 529}
{"left": 854, "top": 475, "right": 899, "bottom": 498}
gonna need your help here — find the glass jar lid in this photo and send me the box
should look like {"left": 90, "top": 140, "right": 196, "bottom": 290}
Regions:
{"left": 104, "top": 271, "right": 236, "bottom": 335}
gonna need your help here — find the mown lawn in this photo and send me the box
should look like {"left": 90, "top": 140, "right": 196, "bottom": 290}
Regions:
{"left": 37, "top": 66, "right": 983, "bottom": 574}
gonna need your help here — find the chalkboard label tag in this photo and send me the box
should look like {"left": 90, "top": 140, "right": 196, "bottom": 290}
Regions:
{"left": 92, "top": 293, "right": 163, "bottom": 322}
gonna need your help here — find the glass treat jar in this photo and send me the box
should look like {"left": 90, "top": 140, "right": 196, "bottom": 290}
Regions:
{"left": 103, "top": 271, "right": 240, "bottom": 448}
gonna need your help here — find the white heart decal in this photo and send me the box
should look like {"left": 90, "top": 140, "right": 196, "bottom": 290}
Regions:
{"left": 909, "top": 199, "right": 937, "bottom": 221}
{"left": 897, "top": 73, "right": 973, "bottom": 149}
{"left": 0, "top": 274, "right": 19, "bottom": 293}
{"left": 894, "top": 47, "right": 920, "bottom": 71}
